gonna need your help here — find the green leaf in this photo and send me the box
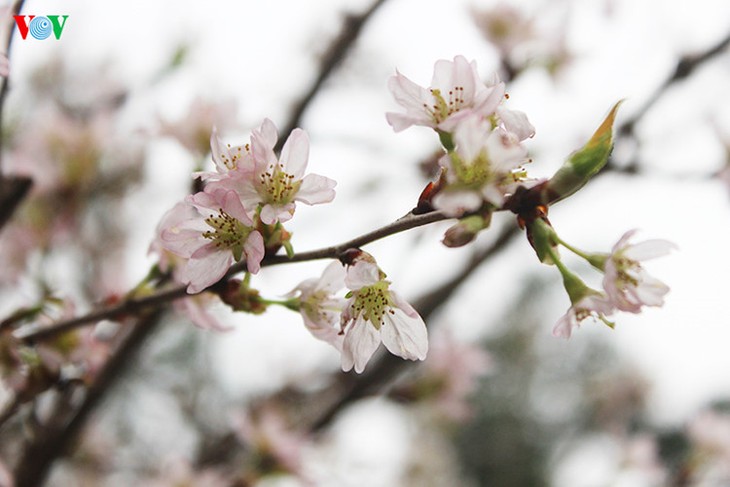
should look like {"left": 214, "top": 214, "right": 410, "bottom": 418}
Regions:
{"left": 545, "top": 101, "right": 622, "bottom": 204}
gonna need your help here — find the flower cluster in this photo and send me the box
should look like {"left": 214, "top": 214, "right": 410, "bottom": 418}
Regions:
{"left": 154, "top": 119, "right": 336, "bottom": 293}
{"left": 535, "top": 222, "right": 676, "bottom": 339}
{"left": 386, "top": 55, "right": 534, "bottom": 217}
{"left": 288, "top": 251, "right": 428, "bottom": 374}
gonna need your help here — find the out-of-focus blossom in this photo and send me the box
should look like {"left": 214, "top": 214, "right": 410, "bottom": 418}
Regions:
{"left": 0, "top": 456, "right": 13, "bottom": 487}
{"left": 158, "top": 187, "right": 264, "bottom": 293}
{"left": 289, "top": 261, "right": 346, "bottom": 350}
{"left": 433, "top": 114, "right": 529, "bottom": 215}
{"left": 552, "top": 293, "right": 614, "bottom": 339}
{"left": 686, "top": 410, "right": 730, "bottom": 483}
{"left": 232, "top": 407, "right": 309, "bottom": 481}
{"left": 213, "top": 119, "right": 336, "bottom": 225}
{"left": 174, "top": 294, "right": 232, "bottom": 332}
{"left": 386, "top": 55, "right": 505, "bottom": 133}
{"left": 602, "top": 230, "right": 675, "bottom": 313}
{"left": 616, "top": 434, "right": 668, "bottom": 486}
{"left": 413, "top": 331, "right": 491, "bottom": 421}
{"left": 146, "top": 457, "right": 231, "bottom": 487}
{"left": 340, "top": 253, "right": 428, "bottom": 373}
{"left": 158, "top": 97, "right": 238, "bottom": 156}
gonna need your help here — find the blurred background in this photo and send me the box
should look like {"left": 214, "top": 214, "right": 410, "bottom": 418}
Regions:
{"left": 1, "top": 0, "right": 729, "bottom": 485}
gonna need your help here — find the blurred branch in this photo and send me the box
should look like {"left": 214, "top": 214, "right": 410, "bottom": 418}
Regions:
{"left": 17, "top": 209, "right": 451, "bottom": 343}
{"left": 276, "top": 0, "right": 387, "bottom": 149}
{"left": 12, "top": 309, "right": 165, "bottom": 487}
{"left": 0, "top": 174, "right": 31, "bottom": 230}
{"left": 608, "top": 30, "right": 730, "bottom": 174}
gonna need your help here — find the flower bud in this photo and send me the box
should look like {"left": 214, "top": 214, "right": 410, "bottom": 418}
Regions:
{"left": 442, "top": 214, "right": 491, "bottom": 248}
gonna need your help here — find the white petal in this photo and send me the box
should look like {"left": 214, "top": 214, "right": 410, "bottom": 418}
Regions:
{"left": 243, "top": 231, "right": 265, "bottom": 274}
{"left": 344, "top": 261, "right": 380, "bottom": 289}
{"left": 624, "top": 239, "right": 677, "bottom": 261}
{"left": 280, "top": 129, "right": 310, "bottom": 179}
{"left": 341, "top": 318, "right": 381, "bottom": 373}
{"left": 497, "top": 106, "right": 535, "bottom": 140}
{"left": 432, "top": 190, "right": 482, "bottom": 217}
{"left": 183, "top": 248, "right": 232, "bottom": 293}
{"left": 296, "top": 174, "right": 336, "bottom": 205}
{"left": 380, "top": 307, "right": 428, "bottom": 361}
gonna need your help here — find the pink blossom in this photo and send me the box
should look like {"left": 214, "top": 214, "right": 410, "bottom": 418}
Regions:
{"left": 386, "top": 55, "right": 505, "bottom": 132}
{"left": 157, "top": 97, "right": 238, "bottom": 156}
{"left": 289, "top": 261, "right": 346, "bottom": 350}
{"left": 213, "top": 119, "right": 336, "bottom": 225}
{"left": 340, "top": 257, "right": 428, "bottom": 373}
{"left": 194, "top": 125, "right": 255, "bottom": 182}
{"left": 158, "top": 188, "right": 264, "bottom": 293}
{"left": 432, "top": 114, "right": 529, "bottom": 215}
{"left": 603, "top": 230, "right": 675, "bottom": 313}
{"left": 552, "top": 294, "right": 615, "bottom": 339}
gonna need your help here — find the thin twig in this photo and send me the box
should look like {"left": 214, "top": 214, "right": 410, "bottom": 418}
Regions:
{"left": 276, "top": 0, "right": 388, "bottom": 149}
{"left": 17, "top": 210, "right": 450, "bottom": 343}
{"left": 0, "top": 0, "right": 26, "bottom": 171}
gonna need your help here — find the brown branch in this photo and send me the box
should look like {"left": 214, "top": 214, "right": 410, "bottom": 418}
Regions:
{"left": 0, "top": 0, "right": 26, "bottom": 171}
{"left": 17, "top": 210, "right": 450, "bottom": 343}
{"left": 12, "top": 309, "right": 165, "bottom": 487}
{"left": 609, "top": 30, "right": 730, "bottom": 173}
{"left": 0, "top": 175, "right": 31, "bottom": 230}
{"left": 276, "top": 0, "right": 388, "bottom": 149}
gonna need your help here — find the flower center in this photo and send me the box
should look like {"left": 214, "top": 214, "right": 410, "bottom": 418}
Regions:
{"left": 614, "top": 256, "right": 641, "bottom": 288}
{"left": 425, "top": 87, "right": 466, "bottom": 124}
{"left": 450, "top": 151, "right": 493, "bottom": 188}
{"left": 351, "top": 281, "right": 395, "bottom": 329}
{"left": 220, "top": 143, "right": 249, "bottom": 171}
{"left": 258, "top": 162, "right": 302, "bottom": 204}
{"left": 202, "top": 208, "right": 251, "bottom": 261}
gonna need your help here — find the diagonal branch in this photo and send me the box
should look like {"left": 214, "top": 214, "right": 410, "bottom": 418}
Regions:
{"left": 276, "top": 0, "right": 388, "bottom": 149}
{"left": 17, "top": 210, "right": 450, "bottom": 343}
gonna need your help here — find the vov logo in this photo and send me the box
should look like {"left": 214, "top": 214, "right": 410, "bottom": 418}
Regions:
{"left": 13, "top": 15, "right": 69, "bottom": 40}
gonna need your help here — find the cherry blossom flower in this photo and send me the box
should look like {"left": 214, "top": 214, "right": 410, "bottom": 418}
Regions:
{"left": 213, "top": 119, "right": 336, "bottom": 225}
{"left": 339, "top": 254, "right": 428, "bottom": 373}
{"left": 386, "top": 55, "right": 505, "bottom": 133}
{"left": 158, "top": 188, "right": 264, "bottom": 293}
{"left": 602, "top": 230, "right": 675, "bottom": 313}
{"left": 289, "top": 261, "right": 346, "bottom": 350}
{"left": 433, "top": 114, "right": 529, "bottom": 215}
{"left": 552, "top": 293, "right": 615, "bottom": 339}
{"left": 193, "top": 125, "right": 255, "bottom": 182}
{"left": 174, "top": 294, "right": 232, "bottom": 332}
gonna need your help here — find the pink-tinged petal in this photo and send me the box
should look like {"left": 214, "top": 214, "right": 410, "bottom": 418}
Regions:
{"left": 432, "top": 190, "right": 482, "bottom": 217}
{"left": 552, "top": 312, "right": 575, "bottom": 339}
{"left": 386, "top": 111, "right": 427, "bottom": 132}
{"left": 243, "top": 231, "right": 265, "bottom": 274}
{"left": 222, "top": 190, "right": 252, "bottom": 224}
{"left": 257, "top": 118, "right": 279, "bottom": 148}
{"left": 388, "top": 70, "right": 431, "bottom": 113}
{"left": 296, "top": 174, "right": 336, "bottom": 205}
{"left": 341, "top": 318, "right": 381, "bottom": 373}
{"left": 623, "top": 239, "right": 677, "bottom": 261}
{"left": 183, "top": 247, "right": 232, "bottom": 293}
{"left": 344, "top": 261, "right": 380, "bottom": 289}
{"left": 485, "top": 128, "right": 527, "bottom": 171}
{"left": 259, "top": 203, "right": 294, "bottom": 225}
{"left": 317, "top": 261, "right": 346, "bottom": 293}
{"left": 497, "top": 106, "right": 535, "bottom": 140}
{"left": 452, "top": 114, "right": 489, "bottom": 162}
{"left": 380, "top": 307, "right": 428, "bottom": 361}
{"left": 251, "top": 130, "right": 279, "bottom": 174}
{"left": 177, "top": 296, "right": 233, "bottom": 332}
{"left": 472, "top": 81, "right": 505, "bottom": 117}
{"left": 279, "top": 129, "right": 310, "bottom": 178}
{"left": 161, "top": 226, "right": 207, "bottom": 257}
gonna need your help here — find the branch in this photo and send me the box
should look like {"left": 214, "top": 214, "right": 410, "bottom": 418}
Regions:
{"left": 17, "top": 210, "right": 451, "bottom": 343}
{"left": 0, "top": 0, "right": 25, "bottom": 171}
{"left": 0, "top": 175, "right": 31, "bottom": 231}
{"left": 276, "top": 0, "right": 388, "bottom": 149}
{"left": 609, "top": 30, "right": 730, "bottom": 173}
{"left": 12, "top": 309, "right": 165, "bottom": 487}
